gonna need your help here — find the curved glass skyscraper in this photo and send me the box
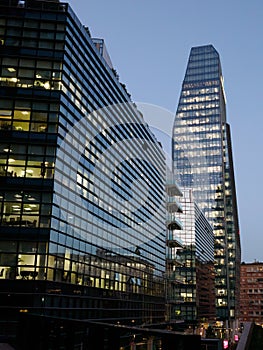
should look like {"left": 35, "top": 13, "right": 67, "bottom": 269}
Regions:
{"left": 172, "top": 45, "right": 241, "bottom": 324}
{"left": 0, "top": 1, "right": 167, "bottom": 347}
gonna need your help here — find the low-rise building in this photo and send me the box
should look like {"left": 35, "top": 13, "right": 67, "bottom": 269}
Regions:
{"left": 240, "top": 261, "right": 263, "bottom": 325}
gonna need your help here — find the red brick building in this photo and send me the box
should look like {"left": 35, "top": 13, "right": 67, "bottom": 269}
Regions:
{"left": 240, "top": 262, "right": 263, "bottom": 325}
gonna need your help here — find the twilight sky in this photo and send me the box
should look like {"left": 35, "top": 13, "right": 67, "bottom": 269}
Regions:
{"left": 68, "top": 0, "right": 263, "bottom": 262}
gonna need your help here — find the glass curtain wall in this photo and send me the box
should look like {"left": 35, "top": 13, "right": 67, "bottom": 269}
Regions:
{"left": 0, "top": 0, "right": 167, "bottom": 333}
{"left": 172, "top": 45, "right": 240, "bottom": 322}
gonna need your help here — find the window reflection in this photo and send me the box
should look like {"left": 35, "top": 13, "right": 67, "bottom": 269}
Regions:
{"left": 0, "top": 242, "right": 158, "bottom": 293}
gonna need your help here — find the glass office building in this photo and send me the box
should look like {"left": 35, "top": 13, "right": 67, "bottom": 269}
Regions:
{"left": 172, "top": 45, "right": 241, "bottom": 324}
{"left": 0, "top": 0, "right": 167, "bottom": 346}
{"left": 165, "top": 167, "right": 184, "bottom": 323}
{"left": 167, "top": 188, "right": 215, "bottom": 326}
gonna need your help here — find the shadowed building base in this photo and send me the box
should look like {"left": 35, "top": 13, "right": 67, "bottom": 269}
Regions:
{"left": 17, "top": 314, "right": 202, "bottom": 350}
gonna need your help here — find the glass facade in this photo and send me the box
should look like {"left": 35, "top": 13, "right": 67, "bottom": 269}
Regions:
{"left": 167, "top": 188, "right": 215, "bottom": 324}
{"left": 172, "top": 45, "right": 241, "bottom": 322}
{"left": 0, "top": 0, "right": 166, "bottom": 344}
{"left": 165, "top": 168, "right": 184, "bottom": 323}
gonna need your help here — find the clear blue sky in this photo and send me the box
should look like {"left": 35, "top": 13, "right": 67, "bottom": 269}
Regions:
{"left": 68, "top": 0, "right": 263, "bottom": 262}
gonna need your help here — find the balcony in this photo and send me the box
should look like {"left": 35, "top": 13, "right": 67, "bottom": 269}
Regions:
{"left": 167, "top": 297, "right": 185, "bottom": 304}
{"left": 166, "top": 255, "right": 184, "bottom": 266}
{"left": 165, "top": 183, "right": 183, "bottom": 197}
{"left": 166, "top": 215, "right": 183, "bottom": 230}
{"left": 167, "top": 272, "right": 185, "bottom": 284}
{"left": 166, "top": 233, "right": 184, "bottom": 248}
{"left": 166, "top": 196, "right": 183, "bottom": 213}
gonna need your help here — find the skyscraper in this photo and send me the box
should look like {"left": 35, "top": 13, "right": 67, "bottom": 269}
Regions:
{"left": 0, "top": 0, "right": 167, "bottom": 347}
{"left": 172, "top": 45, "right": 241, "bottom": 325}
